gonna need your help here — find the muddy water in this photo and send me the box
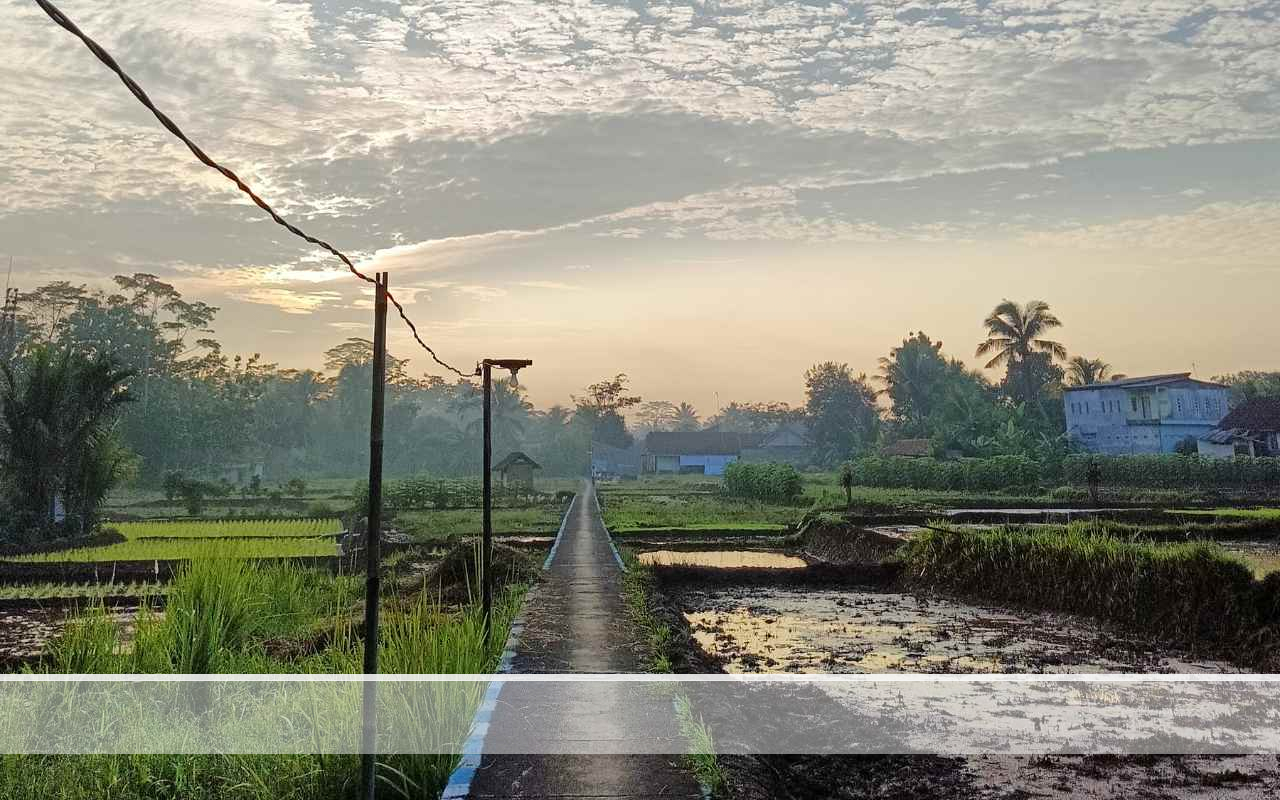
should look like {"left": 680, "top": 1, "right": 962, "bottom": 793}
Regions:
{"left": 677, "top": 585, "right": 1278, "bottom": 798}
{"left": 684, "top": 586, "right": 1235, "bottom": 673}
{"left": 638, "top": 550, "right": 807, "bottom": 569}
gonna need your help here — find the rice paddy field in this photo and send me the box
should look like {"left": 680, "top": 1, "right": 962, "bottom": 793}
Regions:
{"left": 7, "top": 518, "right": 344, "bottom": 562}
{"left": 397, "top": 505, "right": 566, "bottom": 541}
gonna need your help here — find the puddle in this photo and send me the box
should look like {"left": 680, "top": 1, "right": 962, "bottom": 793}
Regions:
{"left": 638, "top": 550, "right": 807, "bottom": 569}
{"left": 681, "top": 586, "right": 1236, "bottom": 674}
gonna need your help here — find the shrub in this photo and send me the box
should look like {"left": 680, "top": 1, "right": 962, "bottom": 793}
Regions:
{"left": 901, "top": 523, "right": 1260, "bottom": 650}
{"left": 723, "top": 462, "right": 803, "bottom": 503}
{"left": 1063, "top": 453, "right": 1280, "bottom": 489}
{"left": 848, "top": 455, "right": 1041, "bottom": 492}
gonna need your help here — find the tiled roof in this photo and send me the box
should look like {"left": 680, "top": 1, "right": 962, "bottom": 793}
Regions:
{"left": 643, "top": 431, "right": 767, "bottom": 456}
{"left": 1063, "top": 373, "right": 1227, "bottom": 392}
{"left": 1217, "top": 398, "right": 1280, "bottom": 432}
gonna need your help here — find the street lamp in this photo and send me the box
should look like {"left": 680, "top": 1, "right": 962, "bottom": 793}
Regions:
{"left": 479, "top": 358, "right": 532, "bottom": 641}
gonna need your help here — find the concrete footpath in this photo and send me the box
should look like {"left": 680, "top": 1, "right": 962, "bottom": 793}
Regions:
{"left": 450, "top": 481, "right": 702, "bottom": 799}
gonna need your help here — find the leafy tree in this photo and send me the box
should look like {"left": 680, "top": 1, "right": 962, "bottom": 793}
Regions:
{"left": 1214, "top": 371, "right": 1280, "bottom": 405}
{"left": 0, "top": 346, "right": 134, "bottom": 539}
{"left": 877, "top": 332, "right": 952, "bottom": 435}
{"left": 975, "top": 299, "right": 1067, "bottom": 406}
{"left": 635, "top": 401, "right": 680, "bottom": 432}
{"left": 573, "top": 374, "right": 641, "bottom": 448}
{"left": 705, "top": 401, "right": 801, "bottom": 432}
{"left": 803, "top": 362, "right": 880, "bottom": 465}
{"left": 1066, "top": 356, "right": 1122, "bottom": 386}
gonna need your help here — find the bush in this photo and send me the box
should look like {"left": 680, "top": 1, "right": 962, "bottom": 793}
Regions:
{"left": 848, "top": 455, "right": 1041, "bottom": 492}
{"left": 901, "top": 523, "right": 1260, "bottom": 650}
{"left": 1063, "top": 453, "right": 1280, "bottom": 489}
{"left": 723, "top": 462, "right": 803, "bottom": 503}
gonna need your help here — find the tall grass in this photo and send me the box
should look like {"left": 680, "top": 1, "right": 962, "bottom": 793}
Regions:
{"left": 900, "top": 523, "right": 1265, "bottom": 651}
{"left": 11, "top": 553, "right": 525, "bottom": 799}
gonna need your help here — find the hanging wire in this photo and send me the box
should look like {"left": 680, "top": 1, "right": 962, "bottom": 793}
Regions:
{"left": 33, "top": 0, "right": 478, "bottom": 379}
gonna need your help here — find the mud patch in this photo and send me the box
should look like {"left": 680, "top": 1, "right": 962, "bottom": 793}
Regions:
{"left": 638, "top": 550, "right": 807, "bottom": 569}
{"left": 680, "top": 586, "right": 1235, "bottom": 674}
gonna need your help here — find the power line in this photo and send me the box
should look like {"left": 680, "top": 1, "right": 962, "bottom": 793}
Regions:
{"left": 33, "top": 0, "right": 477, "bottom": 380}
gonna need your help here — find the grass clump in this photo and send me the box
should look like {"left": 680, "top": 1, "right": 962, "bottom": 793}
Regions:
{"left": 901, "top": 523, "right": 1260, "bottom": 652}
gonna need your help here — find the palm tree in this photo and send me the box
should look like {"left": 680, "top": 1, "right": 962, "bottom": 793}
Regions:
{"left": 0, "top": 345, "right": 134, "bottom": 538}
{"left": 674, "top": 402, "right": 700, "bottom": 431}
{"left": 975, "top": 299, "right": 1067, "bottom": 404}
{"left": 1066, "top": 356, "right": 1123, "bottom": 387}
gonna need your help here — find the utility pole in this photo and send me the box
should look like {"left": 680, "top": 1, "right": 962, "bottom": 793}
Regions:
{"left": 361, "top": 272, "right": 389, "bottom": 800}
{"left": 479, "top": 358, "right": 532, "bottom": 641}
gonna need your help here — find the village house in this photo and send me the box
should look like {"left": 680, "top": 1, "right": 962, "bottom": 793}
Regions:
{"left": 739, "top": 422, "right": 817, "bottom": 467}
{"left": 1198, "top": 398, "right": 1280, "bottom": 458}
{"left": 641, "top": 431, "right": 766, "bottom": 476}
{"left": 1063, "top": 373, "right": 1230, "bottom": 455}
{"left": 492, "top": 451, "right": 541, "bottom": 490}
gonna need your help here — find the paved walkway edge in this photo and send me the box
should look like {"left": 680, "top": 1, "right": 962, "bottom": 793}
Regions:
{"left": 440, "top": 492, "right": 579, "bottom": 800}
{"left": 591, "top": 486, "right": 627, "bottom": 571}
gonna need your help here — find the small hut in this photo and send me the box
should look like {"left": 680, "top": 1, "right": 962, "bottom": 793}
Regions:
{"left": 492, "top": 451, "right": 541, "bottom": 491}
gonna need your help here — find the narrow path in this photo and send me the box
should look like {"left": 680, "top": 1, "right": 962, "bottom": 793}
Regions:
{"left": 460, "top": 481, "right": 702, "bottom": 799}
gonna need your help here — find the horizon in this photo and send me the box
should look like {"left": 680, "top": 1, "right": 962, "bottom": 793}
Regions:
{"left": 5, "top": 0, "right": 1279, "bottom": 413}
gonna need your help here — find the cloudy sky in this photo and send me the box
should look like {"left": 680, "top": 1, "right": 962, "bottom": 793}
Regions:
{"left": 4, "top": 0, "right": 1279, "bottom": 411}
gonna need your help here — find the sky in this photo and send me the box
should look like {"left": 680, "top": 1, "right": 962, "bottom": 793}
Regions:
{"left": 3, "top": 0, "right": 1279, "bottom": 414}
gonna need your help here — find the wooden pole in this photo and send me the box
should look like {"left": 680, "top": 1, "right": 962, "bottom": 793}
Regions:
{"left": 361, "top": 272, "right": 388, "bottom": 800}
{"left": 482, "top": 360, "right": 493, "bottom": 642}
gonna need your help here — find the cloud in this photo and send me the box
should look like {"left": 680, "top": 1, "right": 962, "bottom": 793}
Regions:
{"left": 1022, "top": 201, "right": 1280, "bottom": 267}
{"left": 234, "top": 287, "right": 344, "bottom": 314}
{"left": 516, "top": 280, "right": 580, "bottom": 291}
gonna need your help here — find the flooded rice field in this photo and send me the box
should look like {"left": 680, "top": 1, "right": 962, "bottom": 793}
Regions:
{"left": 658, "top": 550, "right": 1280, "bottom": 798}
{"left": 681, "top": 586, "right": 1236, "bottom": 674}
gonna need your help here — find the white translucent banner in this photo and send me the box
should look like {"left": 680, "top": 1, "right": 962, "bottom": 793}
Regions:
{"left": 2, "top": 675, "right": 1278, "bottom": 755}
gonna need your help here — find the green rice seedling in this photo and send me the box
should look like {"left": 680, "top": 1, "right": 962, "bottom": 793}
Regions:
{"left": 45, "top": 604, "right": 120, "bottom": 673}
{"left": 116, "top": 518, "right": 342, "bottom": 539}
{"left": 901, "top": 522, "right": 1260, "bottom": 649}
{"left": 10, "top": 536, "right": 337, "bottom": 563}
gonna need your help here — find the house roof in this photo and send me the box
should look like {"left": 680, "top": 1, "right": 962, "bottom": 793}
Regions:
{"left": 882, "top": 438, "right": 932, "bottom": 457}
{"left": 492, "top": 451, "right": 541, "bottom": 471}
{"left": 1216, "top": 398, "right": 1280, "bottom": 433}
{"left": 1201, "top": 428, "right": 1262, "bottom": 445}
{"left": 643, "top": 431, "right": 767, "bottom": 456}
{"left": 1062, "top": 372, "right": 1228, "bottom": 392}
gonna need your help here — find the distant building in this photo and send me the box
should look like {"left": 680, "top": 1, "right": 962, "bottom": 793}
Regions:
{"left": 740, "top": 423, "right": 817, "bottom": 467}
{"left": 881, "top": 438, "right": 933, "bottom": 458}
{"left": 1198, "top": 398, "right": 1280, "bottom": 458}
{"left": 216, "top": 460, "right": 266, "bottom": 486}
{"left": 641, "top": 431, "right": 766, "bottom": 476}
{"left": 492, "top": 451, "right": 541, "bottom": 490}
{"left": 591, "top": 439, "right": 642, "bottom": 479}
{"left": 1063, "top": 373, "right": 1230, "bottom": 455}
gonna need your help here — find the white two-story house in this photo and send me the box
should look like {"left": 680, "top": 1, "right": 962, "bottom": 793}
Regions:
{"left": 1063, "top": 373, "right": 1230, "bottom": 455}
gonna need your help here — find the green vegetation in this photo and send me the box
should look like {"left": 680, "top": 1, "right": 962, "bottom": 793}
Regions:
{"left": 116, "top": 518, "right": 341, "bottom": 539}
{"left": 620, "top": 557, "right": 725, "bottom": 793}
{"left": 9, "top": 537, "right": 338, "bottom": 563}
{"left": 0, "top": 581, "right": 167, "bottom": 600}
{"left": 1064, "top": 454, "right": 1280, "bottom": 489}
{"left": 0, "top": 345, "right": 135, "bottom": 542}
{"left": 846, "top": 455, "right": 1041, "bottom": 492}
{"left": 396, "top": 506, "right": 563, "bottom": 540}
{"left": 900, "top": 523, "right": 1278, "bottom": 658}
{"left": 1180, "top": 507, "right": 1280, "bottom": 519}
{"left": 723, "top": 462, "right": 803, "bottom": 503}
{"left": 2, "top": 554, "right": 525, "bottom": 799}
{"left": 599, "top": 492, "right": 795, "bottom": 532}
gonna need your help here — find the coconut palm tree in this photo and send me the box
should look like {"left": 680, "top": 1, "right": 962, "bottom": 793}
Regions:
{"left": 674, "top": 402, "right": 700, "bottom": 431}
{"left": 975, "top": 299, "right": 1067, "bottom": 404}
{"left": 1066, "top": 356, "right": 1123, "bottom": 387}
